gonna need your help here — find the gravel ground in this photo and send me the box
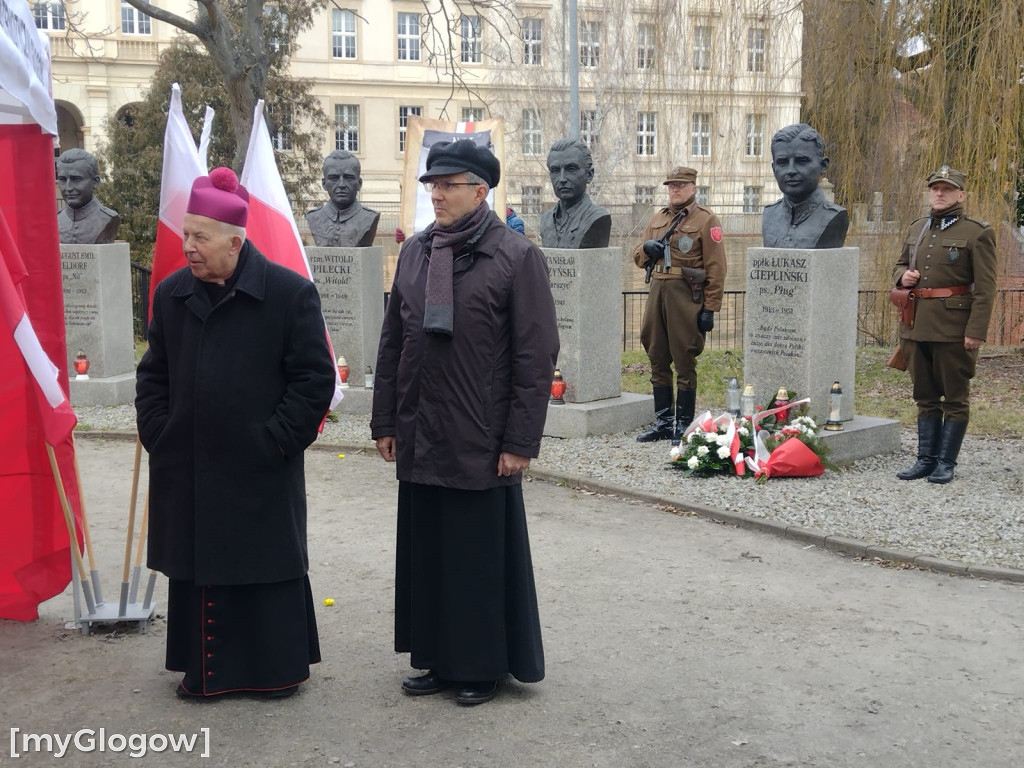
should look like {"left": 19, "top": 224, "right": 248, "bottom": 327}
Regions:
{"left": 75, "top": 405, "right": 1024, "bottom": 571}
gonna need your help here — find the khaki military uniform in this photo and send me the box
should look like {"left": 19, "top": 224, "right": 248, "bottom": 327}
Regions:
{"left": 892, "top": 205, "right": 997, "bottom": 420}
{"left": 632, "top": 200, "right": 727, "bottom": 389}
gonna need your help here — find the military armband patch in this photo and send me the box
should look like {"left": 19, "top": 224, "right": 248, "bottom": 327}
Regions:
{"left": 710, "top": 227, "right": 723, "bottom": 243}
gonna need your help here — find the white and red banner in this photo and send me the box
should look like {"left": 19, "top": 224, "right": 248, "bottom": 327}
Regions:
{"left": 240, "top": 100, "right": 343, "bottom": 410}
{"left": 0, "top": 0, "right": 82, "bottom": 620}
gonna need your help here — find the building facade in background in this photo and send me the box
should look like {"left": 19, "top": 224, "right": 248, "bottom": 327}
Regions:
{"left": 39, "top": 0, "right": 801, "bottom": 220}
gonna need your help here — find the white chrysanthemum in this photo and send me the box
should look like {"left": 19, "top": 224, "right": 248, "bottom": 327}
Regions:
{"left": 697, "top": 445, "right": 709, "bottom": 456}
{"left": 687, "top": 456, "right": 700, "bottom": 469}
{"left": 716, "top": 433, "right": 731, "bottom": 446}
{"left": 717, "top": 445, "right": 731, "bottom": 459}
{"left": 737, "top": 427, "right": 749, "bottom": 437}
{"left": 669, "top": 445, "right": 683, "bottom": 460}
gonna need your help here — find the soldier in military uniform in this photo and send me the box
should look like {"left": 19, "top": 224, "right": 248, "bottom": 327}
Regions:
{"left": 306, "top": 151, "right": 380, "bottom": 247}
{"left": 633, "top": 166, "right": 727, "bottom": 442}
{"left": 761, "top": 123, "right": 848, "bottom": 249}
{"left": 56, "top": 149, "right": 120, "bottom": 244}
{"left": 892, "top": 166, "right": 996, "bottom": 484}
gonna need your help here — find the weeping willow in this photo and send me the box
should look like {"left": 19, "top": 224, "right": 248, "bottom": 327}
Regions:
{"left": 803, "top": 0, "right": 1024, "bottom": 263}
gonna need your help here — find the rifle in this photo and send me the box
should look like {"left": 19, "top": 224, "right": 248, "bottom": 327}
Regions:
{"left": 642, "top": 208, "right": 688, "bottom": 284}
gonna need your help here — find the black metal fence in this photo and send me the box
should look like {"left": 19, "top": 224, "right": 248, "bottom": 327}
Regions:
{"left": 131, "top": 269, "right": 1024, "bottom": 353}
{"left": 622, "top": 288, "right": 1024, "bottom": 351}
{"left": 131, "top": 262, "right": 151, "bottom": 340}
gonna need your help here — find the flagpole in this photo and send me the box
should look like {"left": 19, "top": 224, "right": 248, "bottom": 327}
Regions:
{"left": 120, "top": 437, "right": 143, "bottom": 616}
{"left": 70, "top": 435, "right": 103, "bottom": 605}
{"left": 45, "top": 443, "right": 96, "bottom": 615}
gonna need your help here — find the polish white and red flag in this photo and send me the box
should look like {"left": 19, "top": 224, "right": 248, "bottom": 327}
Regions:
{"left": 240, "top": 100, "right": 344, "bottom": 410}
{"left": 0, "top": 209, "right": 77, "bottom": 447}
{"left": 149, "top": 83, "right": 207, "bottom": 314}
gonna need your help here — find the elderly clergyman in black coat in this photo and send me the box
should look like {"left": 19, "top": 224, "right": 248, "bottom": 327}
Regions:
{"left": 371, "top": 140, "right": 559, "bottom": 706}
{"left": 136, "top": 167, "right": 335, "bottom": 699}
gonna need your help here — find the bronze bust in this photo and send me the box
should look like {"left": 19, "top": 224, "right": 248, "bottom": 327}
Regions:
{"left": 56, "top": 149, "right": 120, "bottom": 244}
{"left": 761, "top": 124, "right": 848, "bottom": 249}
{"left": 539, "top": 138, "right": 611, "bottom": 249}
{"left": 306, "top": 151, "right": 380, "bottom": 248}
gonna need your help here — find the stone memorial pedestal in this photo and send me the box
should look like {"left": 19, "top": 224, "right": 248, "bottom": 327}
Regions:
{"left": 743, "top": 246, "right": 898, "bottom": 463}
{"left": 62, "top": 243, "right": 136, "bottom": 406}
{"left": 542, "top": 247, "right": 651, "bottom": 438}
{"left": 308, "top": 246, "right": 383, "bottom": 414}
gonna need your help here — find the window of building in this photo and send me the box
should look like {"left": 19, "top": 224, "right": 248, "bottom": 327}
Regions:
{"left": 580, "top": 20, "right": 602, "bottom": 68}
{"left": 523, "top": 18, "right": 542, "bottom": 66}
{"left": 265, "top": 5, "right": 289, "bottom": 54}
{"left": 636, "top": 111, "right": 657, "bottom": 156}
{"left": 33, "top": 2, "right": 65, "bottom": 30}
{"left": 267, "top": 104, "right": 293, "bottom": 151}
{"left": 521, "top": 186, "right": 542, "bottom": 215}
{"left": 747, "top": 27, "right": 766, "bottom": 72}
{"left": 635, "top": 186, "right": 654, "bottom": 204}
{"left": 335, "top": 104, "right": 360, "bottom": 152}
{"left": 397, "top": 12, "right": 420, "bottom": 61}
{"left": 637, "top": 23, "right": 655, "bottom": 70}
{"left": 460, "top": 15, "right": 482, "bottom": 64}
{"left": 691, "top": 113, "right": 711, "bottom": 157}
{"left": 580, "top": 110, "right": 599, "bottom": 153}
{"left": 693, "top": 26, "right": 712, "bottom": 71}
{"left": 696, "top": 186, "right": 710, "bottom": 206}
{"left": 398, "top": 106, "right": 422, "bottom": 153}
{"left": 461, "top": 107, "right": 485, "bottom": 123}
{"left": 332, "top": 9, "right": 357, "bottom": 59}
{"left": 521, "top": 109, "right": 543, "bottom": 156}
{"left": 121, "top": 0, "right": 151, "bottom": 35}
{"left": 745, "top": 114, "right": 765, "bottom": 157}
{"left": 743, "top": 186, "right": 762, "bottom": 213}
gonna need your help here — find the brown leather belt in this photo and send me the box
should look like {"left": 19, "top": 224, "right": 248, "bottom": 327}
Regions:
{"left": 910, "top": 285, "right": 971, "bottom": 299}
{"left": 654, "top": 265, "right": 685, "bottom": 276}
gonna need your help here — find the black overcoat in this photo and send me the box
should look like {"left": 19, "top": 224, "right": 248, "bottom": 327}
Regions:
{"left": 370, "top": 211, "right": 559, "bottom": 490}
{"left": 136, "top": 243, "right": 335, "bottom": 585}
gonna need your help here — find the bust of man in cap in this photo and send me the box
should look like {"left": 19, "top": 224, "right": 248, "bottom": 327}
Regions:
{"left": 56, "top": 149, "right": 121, "bottom": 244}
{"left": 762, "top": 123, "right": 848, "bottom": 249}
{"left": 306, "top": 151, "right": 380, "bottom": 247}
{"left": 540, "top": 137, "right": 611, "bottom": 249}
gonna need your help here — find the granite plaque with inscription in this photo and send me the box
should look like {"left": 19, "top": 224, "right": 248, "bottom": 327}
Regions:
{"left": 307, "top": 246, "right": 383, "bottom": 389}
{"left": 61, "top": 242, "right": 135, "bottom": 380}
{"left": 743, "top": 247, "right": 858, "bottom": 423}
{"left": 543, "top": 246, "right": 620, "bottom": 403}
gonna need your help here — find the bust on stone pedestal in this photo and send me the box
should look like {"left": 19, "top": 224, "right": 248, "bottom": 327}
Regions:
{"left": 761, "top": 123, "right": 849, "bottom": 249}
{"left": 540, "top": 137, "right": 611, "bottom": 249}
{"left": 56, "top": 149, "right": 120, "bottom": 244}
{"left": 306, "top": 151, "right": 380, "bottom": 248}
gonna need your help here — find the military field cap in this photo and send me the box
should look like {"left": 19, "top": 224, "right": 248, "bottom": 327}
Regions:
{"left": 419, "top": 140, "right": 501, "bottom": 189}
{"left": 187, "top": 167, "right": 249, "bottom": 227}
{"left": 926, "top": 165, "right": 966, "bottom": 190}
{"left": 663, "top": 166, "right": 698, "bottom": 185}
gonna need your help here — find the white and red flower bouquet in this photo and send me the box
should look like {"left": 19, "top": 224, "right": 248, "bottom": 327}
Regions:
{"left": 669, "top": 397, "right": 830, "bottom": 481}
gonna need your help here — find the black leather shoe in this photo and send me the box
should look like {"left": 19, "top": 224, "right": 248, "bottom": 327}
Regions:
{"left": 402, "top": 670, "right": 449, "bottom": 696}
{"left": 455, "top": 680, "right": 498, "bottom": 706}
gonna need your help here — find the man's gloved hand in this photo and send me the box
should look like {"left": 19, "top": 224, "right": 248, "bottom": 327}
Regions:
{"left": 642, "top": 239, "right": 663, "bottom": 263}
{"left": 697, "top": 308, "right": 715, "bottom": 333}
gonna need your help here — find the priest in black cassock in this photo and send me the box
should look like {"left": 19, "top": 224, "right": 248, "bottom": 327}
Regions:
{"left": 136, "top": 167, "right": 335, "bottom": 699}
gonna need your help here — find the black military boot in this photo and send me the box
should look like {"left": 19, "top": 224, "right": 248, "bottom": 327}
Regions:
{"left": 896, "top": 416, "right": 942, "bottom": 480}
{"left": 636, "top": 386, "right": 674, "bottom": 442}
{"left": 673, "top": 389, "right": 697, "bottom": 441}
{"left": 927, "top": 420, "right": 968, "bottom": 484}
